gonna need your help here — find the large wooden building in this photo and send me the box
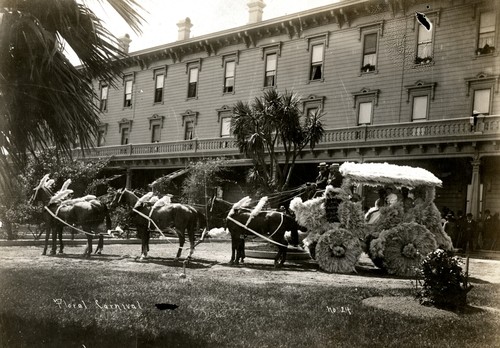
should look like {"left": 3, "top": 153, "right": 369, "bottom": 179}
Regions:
{"left": 82, "top": 0, "right": 500, "bottom": 218}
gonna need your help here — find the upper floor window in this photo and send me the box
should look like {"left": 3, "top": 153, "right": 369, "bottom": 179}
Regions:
{"left": 220, "top": 117, "right": 231, "bottom": 137}
{"left": 412, "top": 95, "right": 429, "bottom": 121}
{"left": 416, "top": 23, "right": 433, "bottom": 64}
{"left": 465, "top": 72, "right": 498, "bottom": 115}
{"left": 124, "top": 79, "right": 133, "bottom": 108}
{"left": 473, "top": 89, "right": 491, "bottom": 115}
{"left": 99, "top": 84, "right": 108, "bottom": 111}
{"left": 362, "top": 33, "right": 378, "bottom": 73}
{"left": 185, "top": 120, "right": 195, "bottom": 140}
{"left": 476, "top": 11, "right": 496, "bottom": 55}
{"left": 97, "top": 123, "right": 108, "bottom": 147}
{"left": 148, "top": 114, "right": 164, "bottom": 143}
{"left": 358, "top": 102, "right": 373, "bottom": 125}
{"left": 121, "top": 127, "right": 129, "bottom": 145}
{"left": 224, "top": 61, "right": 235, "bottom": 94}
{"left": 352, "top": 88, "right": 379, "bottom": 125}
{"left": 188, "top": 67, "right": 199, "bottom": 98}
{"left": 154, "top": 73, "right": 164, "bottom": 103}
{"left": 310, "top": 44, "right": 324, "bottom": 81}
{"left": 151, "top": 124, "right": 161, "bottom": 143}
{"left": 405, "top": 81, "right": 436, "bottom": 121}
{"left": 264, "top": 52, "right": 277, "bottom": 87}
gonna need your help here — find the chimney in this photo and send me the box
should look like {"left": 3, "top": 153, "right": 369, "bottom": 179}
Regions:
{"left": 117, "top": 33, "right": 132, "bottom": 53}
{"left": 247, "top": 0, "right": 265, "bottom": 24}
{"left": 177, "top": 17, "right": 193, "bottom": 41}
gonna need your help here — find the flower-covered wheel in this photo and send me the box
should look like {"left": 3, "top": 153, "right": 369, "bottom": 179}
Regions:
{"left": 369, "top": 222, "right": 437, "bottom": 277}
{"left": 316, "top": 227, "right": 362, "bottom": 273}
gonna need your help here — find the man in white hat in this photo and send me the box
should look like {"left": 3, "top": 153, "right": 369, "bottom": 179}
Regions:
{"left": 314, "top": 162, "right": 329, "bottom": 190}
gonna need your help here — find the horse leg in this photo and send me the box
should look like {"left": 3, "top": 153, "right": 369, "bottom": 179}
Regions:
{"left": 187, "top": 226, "right": 196, "bottom": 261}
{"left": 238, "top": 237, "right": 246, "bottom": 265}
{"left": 174, "top": 229, "right": 185, "bottom": 262}
{"left": 58, "top": 228, "right": 64, "bottom": 254}
{"left": 229, "top": 232, "right": 239, "bottom": 265}
{"left": 42, "top": 226, "right": 50, "bottom": 255}
{"left": 139, "top": 229, "right": 148, "bottom": 260}
{"left": 50, "top": 226, "right": 58, "bottom": 255}
{"left": 83, "top": 228, "right": 92, "bottom": 258}
{"left": 280, "top": 246, "right": 288, "bottom": 266}
{"left": 95, "top": 235, "right": 103, "bottom": 255}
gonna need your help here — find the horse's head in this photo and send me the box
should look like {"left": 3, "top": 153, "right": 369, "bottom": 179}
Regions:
{"left": 29, "top": 174, "right": 54, "bottom": 205}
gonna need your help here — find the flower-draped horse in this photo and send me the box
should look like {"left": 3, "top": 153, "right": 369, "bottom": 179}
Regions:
{"left": 29, "top": 174, "right": 111, "bottom": 257}
{"left": 110, "top": 188, "right": 206, "bottom": 261}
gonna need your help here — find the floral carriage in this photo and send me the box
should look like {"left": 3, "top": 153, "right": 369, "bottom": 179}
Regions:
{"left": 290, "top": 162, "right": 453, "bottom": 276}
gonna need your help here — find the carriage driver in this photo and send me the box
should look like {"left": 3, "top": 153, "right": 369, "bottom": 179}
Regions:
{"left": 305, "top": 162, "right": 329, "bottom": 199}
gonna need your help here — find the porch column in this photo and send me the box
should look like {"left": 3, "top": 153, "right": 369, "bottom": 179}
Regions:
{"left": 469, "top": 157, "right": 481, "bottom": 219}
{"left": 125, "top": 168, "right": 133, "bottom": 189}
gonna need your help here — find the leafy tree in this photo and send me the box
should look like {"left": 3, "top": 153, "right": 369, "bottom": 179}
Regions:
{"left": 180, "top": 158, "right": 231, "bottom": 206}
{"left": 232, "top": 89, "right": 324, "bottom": 192}
{"left": 0, "top": 149, "right": 109, "bottom": 239}
{"left": 0, "top": 0, "right": 144, "bottom": 193}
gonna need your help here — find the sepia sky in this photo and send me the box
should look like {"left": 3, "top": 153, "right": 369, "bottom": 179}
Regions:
{"left": 69, "top": 0, "right": 339, "bottom": 64}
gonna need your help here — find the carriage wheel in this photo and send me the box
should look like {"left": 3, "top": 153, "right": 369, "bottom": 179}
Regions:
{"left": 370, "top": 222, "right": 437, "bottom": 277}
{"left": 316, "top": 227, "right": 362, "bottom": 274}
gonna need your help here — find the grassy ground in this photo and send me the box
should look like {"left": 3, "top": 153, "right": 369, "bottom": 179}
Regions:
{"left": 0, "top": 243, "right": 499, "bottom": 348}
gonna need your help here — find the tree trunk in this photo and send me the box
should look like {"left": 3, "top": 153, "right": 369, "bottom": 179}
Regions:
{"left": 4, "top": 221, "right": 15, "bottom": 240}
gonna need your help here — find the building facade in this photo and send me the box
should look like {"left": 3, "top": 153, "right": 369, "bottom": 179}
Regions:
{"left": 82, "top": 0, "right": 500, "bottom": 218}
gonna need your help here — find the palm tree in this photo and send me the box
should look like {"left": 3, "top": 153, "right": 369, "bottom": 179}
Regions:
{"left": 0, "top": 0, "right": 144, "bottom": 192}
{"left": 232, "top": 89, "right": 324, "bottom": 192}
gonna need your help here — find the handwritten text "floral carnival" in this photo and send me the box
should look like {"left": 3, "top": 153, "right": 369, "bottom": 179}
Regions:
{"left": 53, "top": 299, "right": 143, "bottom": 311}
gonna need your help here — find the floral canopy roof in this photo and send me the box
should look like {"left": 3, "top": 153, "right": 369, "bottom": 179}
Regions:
{"left": 339, "top": 162, "right": 442, "bottom": 188}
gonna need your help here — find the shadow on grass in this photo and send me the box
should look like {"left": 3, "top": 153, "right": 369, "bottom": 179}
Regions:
{"left": 0, "top": 312, "right": 216, "bottom": 348}
{"left": 144, "top": 257, "right": 219, "bottom": 269}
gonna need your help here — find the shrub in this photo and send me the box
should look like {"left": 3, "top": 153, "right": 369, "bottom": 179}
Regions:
{"left": 416, "top": 249, "right": 473, "bottom": 311}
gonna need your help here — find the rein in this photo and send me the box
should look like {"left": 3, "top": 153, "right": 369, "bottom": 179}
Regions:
{"left": 226, "top": 215, "right": 303, "bottom": 251}
{"left": 132, "top": 208, "right": 170, "bottom": 240}
{"left": 43, "top": 206, "right": 114, "bottom": 238}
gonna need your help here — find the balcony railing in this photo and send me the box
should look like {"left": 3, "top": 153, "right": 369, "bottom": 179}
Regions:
{"left": 74, "top": 116, "right": 500, "bottom": 160}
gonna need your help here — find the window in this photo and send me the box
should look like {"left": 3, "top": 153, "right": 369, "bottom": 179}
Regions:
{"left": 306, "top": 107, "right": 318, "bottom": 118}
{"left": 264, "top": 53, "right": 277, "bottom": 87}
{"left": 121, "top": 127, "right": 129, "bottom": 145}
{"left": 362, "top": 33, "right": 377, "bottom": 72}
{"left": 224, "top": 61, "right": 235, "bottom": 93}
{"left": 301, "top": 94, "right": 325, "bottom": 121}
{"left": 310, "top": 44, "right": 324, "bottom": 81}
{"left": 220, "top": 117, "right": 231, "bottom": 137}
{"left": 358, "top": 102, "right": 373, "bottom": 125}
{"left": 473, "top": 89, "right": 491, "bottom": 115}
{"left": 465, "top": 72, "right": 498, "bottom": 115}
{"left": 416, "top": 23, "right": 433, "bottom": 64}
{"left": 477, "top": 11, "right": 496, "bottom": 55}
{"left": 97, "top": 123, "right": 108, "bottom": 147}
{"left": 185, "top": 120, "right": 194, "bottom": 140}
{"left": 351, "top": 88, "right": 379, "bottom": 125}
{"left": 154, "top": 74, "right": 164, "bottom": 103}
{"left": 151, "top": 124, "right": 161, "bottom": 143}
{"left": 124, "top": 79, "right": 133, "bottom": 107}
{"left": 412, "top": 95, "right": 428, "bottom": 120}
{"left": 187, "top": 67, "right": 198, "bottom": 98}
{"left": 405, "top": 80, "right": 436, "bottom": 121}
{"left": 97, "top": 130, "right": 105, "bottom": 147}
{"left": 99, "top": 84, "right": 108, "bottom": 111}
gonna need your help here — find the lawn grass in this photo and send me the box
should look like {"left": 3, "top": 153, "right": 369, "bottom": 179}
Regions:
{"left": 0, "top": 266, "right": 499, "bottom": 348}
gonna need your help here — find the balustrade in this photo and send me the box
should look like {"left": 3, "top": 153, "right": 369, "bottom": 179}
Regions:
{"left": 73, "top": 116, "right": 500, "bottom": 160}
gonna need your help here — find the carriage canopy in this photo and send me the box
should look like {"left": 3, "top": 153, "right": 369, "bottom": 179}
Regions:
{"left": 339, "top": 162, "right": 442, "bottom": 188}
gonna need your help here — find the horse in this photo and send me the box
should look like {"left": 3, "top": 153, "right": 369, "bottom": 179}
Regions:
{"left": 210, "top": 196, "right": 299, "bottom": 267}
{"left": 110, "top": 188, "right": 205, "bottom": 261}
{"left": 29, "top": 175, "right": 110, "bottom": 257}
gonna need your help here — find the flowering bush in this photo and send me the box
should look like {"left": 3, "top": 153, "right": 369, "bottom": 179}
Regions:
{"left": 416, "top": 249, "right": 472, "bottom": 311}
